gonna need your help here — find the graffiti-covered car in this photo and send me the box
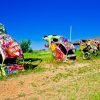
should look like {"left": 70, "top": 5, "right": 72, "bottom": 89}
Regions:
{"left": 43, "top": 35, "right": 76, "bottom": 61}
{"left": 0, "top": 23, "right": 24, "bottom": 77}
{"left": 80, "top": 39, "right": 100, "bottom": 59}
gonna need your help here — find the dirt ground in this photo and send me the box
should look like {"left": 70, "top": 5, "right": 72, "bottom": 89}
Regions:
{"left": 0, "top": 59, "right": 100, "bottom": 100}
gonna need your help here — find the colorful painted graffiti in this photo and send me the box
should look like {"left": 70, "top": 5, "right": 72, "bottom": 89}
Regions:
{"left": 80, "top": 39, "right": 100, "bottom": 59}
{"left": 0, "top": 23, "right": 24, "bottom": 77}
{"left": 0, "top": 34, "right": 23, "bottom": 60}
{"left": 43, "top": 35, "right": 76, "bottom": 61}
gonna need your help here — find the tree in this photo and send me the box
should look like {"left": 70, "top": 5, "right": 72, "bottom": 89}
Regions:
{"left": 20, "top": 40, "right": 31, "bottom": 53}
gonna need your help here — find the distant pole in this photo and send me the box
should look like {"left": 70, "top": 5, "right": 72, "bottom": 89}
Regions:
{"left": 70, "top": 25, "right": 72, "bottom": 42}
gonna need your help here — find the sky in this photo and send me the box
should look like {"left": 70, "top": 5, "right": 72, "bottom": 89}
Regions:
{"left": 0, "top": 0, "right": 100, "bottom": 49}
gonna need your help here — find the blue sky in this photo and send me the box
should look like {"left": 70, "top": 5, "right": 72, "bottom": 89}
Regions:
{"left": 0, "top": 0, "right": 100, "bottom": 49}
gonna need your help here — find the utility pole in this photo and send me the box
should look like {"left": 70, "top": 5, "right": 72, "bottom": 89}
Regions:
{"left": 70, "top": 25, "right": 72, "bottom": 42}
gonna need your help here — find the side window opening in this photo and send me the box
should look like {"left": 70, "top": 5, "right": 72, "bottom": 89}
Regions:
{"left": 67, "top": 49, "right": 74, "bottom": 55}
{"left": 53, "top": 38, "right": 58, "bottom": 42}
{"left": 59, "top": 44, "right": 67, "bottom": 55}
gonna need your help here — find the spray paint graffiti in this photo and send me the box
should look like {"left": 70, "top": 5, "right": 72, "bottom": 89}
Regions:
{"left": 43, "top": 35, "right": 76, "bottom": 61}
{"left": 0, "top": 23, "right": 24, "bottom": 77}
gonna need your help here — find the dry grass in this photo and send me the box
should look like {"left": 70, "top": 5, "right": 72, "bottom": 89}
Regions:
{"left": 0, "top": 57, "right": 100, "bottom": 100}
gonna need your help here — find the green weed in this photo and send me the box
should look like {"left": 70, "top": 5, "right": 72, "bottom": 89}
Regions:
{"left": 33, "top": 66, "right": 47, "bottom": 73}
{"left": 18, "top": 92, "right": 26, "bottom": 97}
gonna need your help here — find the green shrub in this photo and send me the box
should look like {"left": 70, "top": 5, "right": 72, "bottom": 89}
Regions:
{"left": 20, "top": 39, "right": 31, "bottom": 53}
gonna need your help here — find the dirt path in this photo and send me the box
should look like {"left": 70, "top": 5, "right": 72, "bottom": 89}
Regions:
{"left": 0, "top": 59, "right": 100, "bottom": 100}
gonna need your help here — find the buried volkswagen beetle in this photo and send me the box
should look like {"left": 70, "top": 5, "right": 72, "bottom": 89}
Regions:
{"left": 80, "top": 39, "right": 100, "bottom": 59}
{"left": 0, "top": 23, "right": 24, "bottom": 77}
{"left": 43, "top": 35, "right": 76, "bottom": 61}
